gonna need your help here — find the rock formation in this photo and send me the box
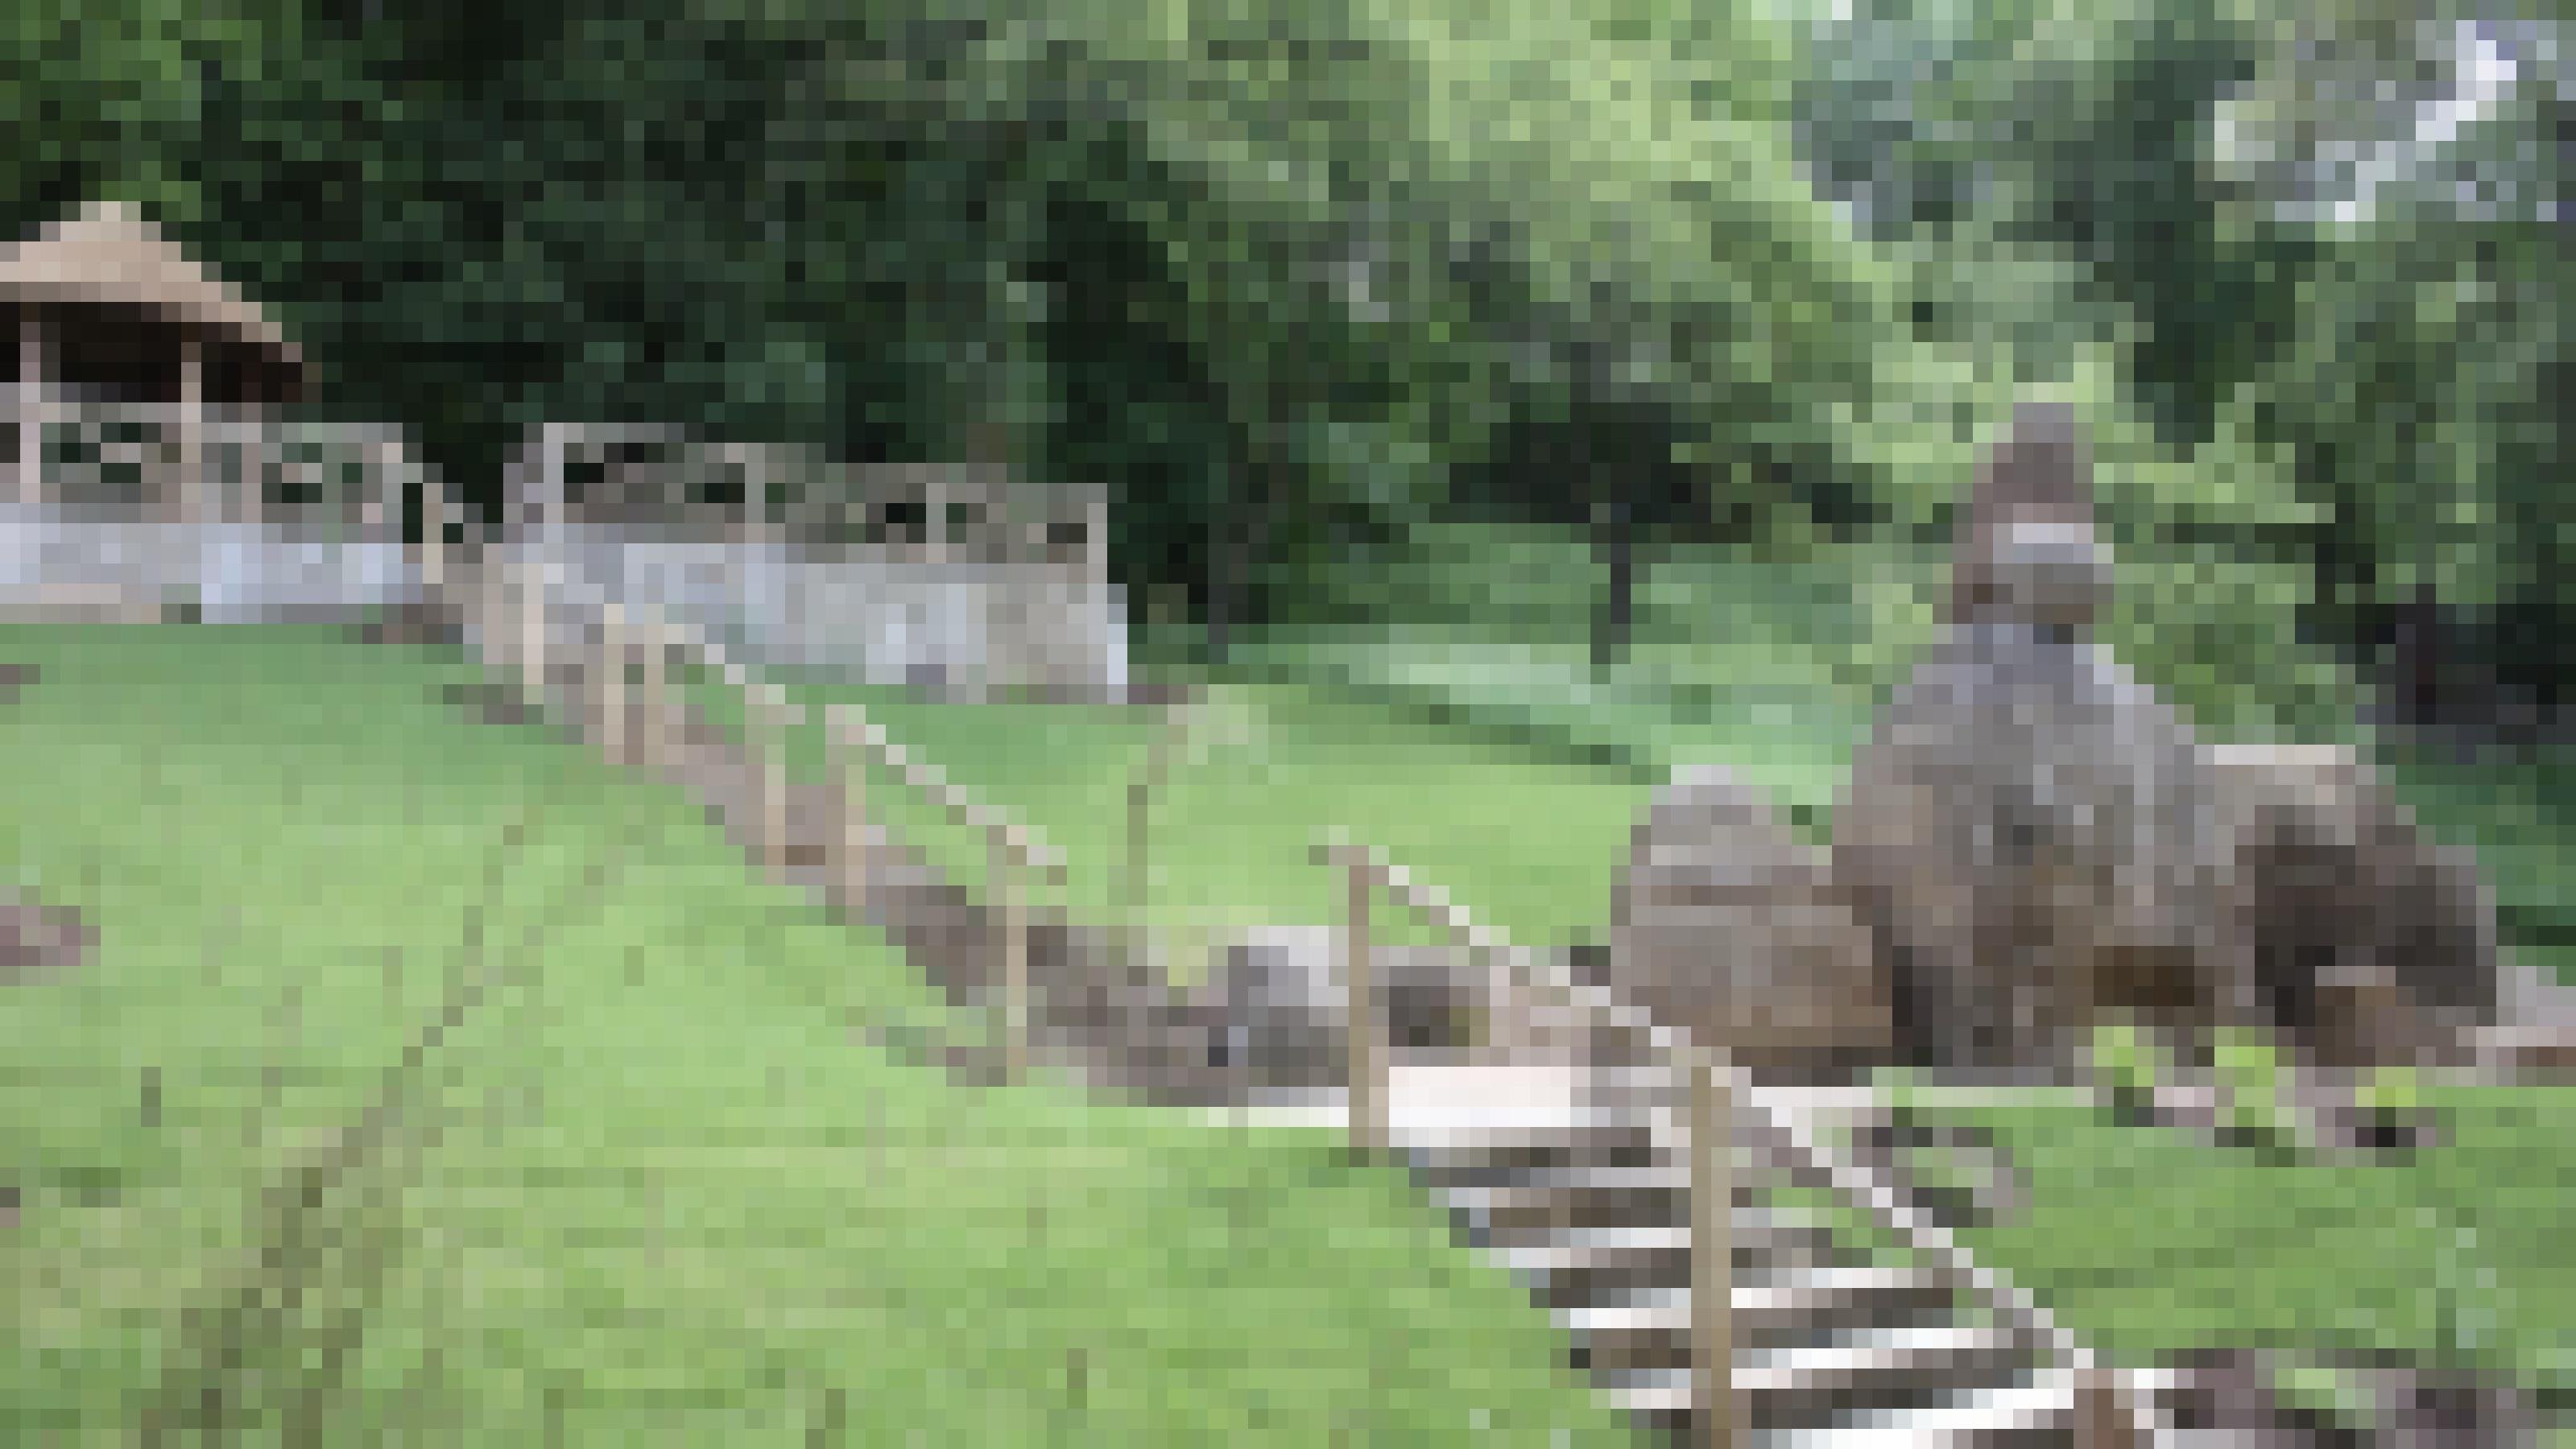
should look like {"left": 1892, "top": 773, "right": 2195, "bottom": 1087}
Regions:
{"left": 1193, "top": 924, "right": 1495, "bottom": 1092}
{"left": 1607, "top": 763, "right": 1892, "bottom": 1078}
{"left": 1832, "top": 402, "right": 2260, "bottom": 1076}
{"left": 1945, "top": 398, "right": 2111, "bottom": 637}
{"left": 2209, "top": 741, "right": 2500, "bottom": 1069}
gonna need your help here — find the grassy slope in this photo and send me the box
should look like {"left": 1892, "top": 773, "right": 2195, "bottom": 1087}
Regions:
{"left": 0, "top": 624, "right": 1629, "bottom": 1444}
{"left": 13, "top": 568, "right": 2573, "bottom": 1426}
{"left": 1944, "top": 1088, "right": 2576, "bottom": 1389}
{"left": 668, "top": 530, "right": 1918, "bottom": 964}
{"left": 676, "top": 666, "right": 1652, "bottom": 961}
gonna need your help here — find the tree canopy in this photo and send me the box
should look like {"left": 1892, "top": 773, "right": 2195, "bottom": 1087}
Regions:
{"left": 7, "top": 0, "right": 2562, "bottom": 724}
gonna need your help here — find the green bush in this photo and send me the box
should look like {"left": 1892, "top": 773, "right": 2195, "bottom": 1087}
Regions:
{"left": 2086, "top": 1019, "right": 2161, "bottom": 1106}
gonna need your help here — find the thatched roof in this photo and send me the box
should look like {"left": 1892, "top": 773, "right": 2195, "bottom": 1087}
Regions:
{"left": 0, "top": 201, "right": 296, "bottom": 358}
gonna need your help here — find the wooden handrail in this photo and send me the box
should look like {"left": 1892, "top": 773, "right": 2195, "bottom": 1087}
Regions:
{"left": 1312, "top": 831, "right": 2141, "bottom": 1439}
{"left": 540, "top": 572, "right": 1069, "bottom": 1081}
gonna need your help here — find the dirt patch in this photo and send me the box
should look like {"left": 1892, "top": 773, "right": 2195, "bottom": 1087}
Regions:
{"left": 2160, "top": 1348, "right": 2546, "bottom": 1447}
{"left": 1850, "top": 1114, "right": 2024, "bottom": 1229}
{"left": 441, "top": 679, "right": 545, "bottom": 730}
{"left": 1113, "top": 681, "right": 1199, "bottom": 709}
{"left": 0, "top": 661, "right": 35, "bottom": 704}
{"left": 2, "top": 891, "right": 93, "bottom": 983}
{"left": 349, "top": 602, "right": 465, "bottom": 649}
{"left": 606, "top": 688, "right": 1255, "bottom": 1106}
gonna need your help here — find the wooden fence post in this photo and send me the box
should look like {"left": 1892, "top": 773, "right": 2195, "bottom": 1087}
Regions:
{"left": 1691, "top": 1043, "right": 1739, "bottom": 1449}
{"left": 2073, "top": 1360, "right": 2135, "bottom": 1448}
{"left": 829, "top": 704, "right": 870, "bottom": 910}
{"left": 1490, "top": 940, "right": 1533, "bottom": 1059}
{"left": 1126, "top": 702, "right": 1180, "bottom": 932}
{"left": 598, "top": 599, "right": 627, "bottom": 765}
{"left": 1345, "top": 849, "right": 1387, "bottom": 1160}
{"left": 755, "top": 682, "right": 796, "bottom": 872}
{"left": 635, "top": 606, "right": 668, "bottom": 770}
{"left": 994, "top": 819, "right": 1029, "bottom": 1086}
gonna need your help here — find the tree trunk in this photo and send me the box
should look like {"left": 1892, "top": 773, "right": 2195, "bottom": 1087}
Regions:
{"left": 1590, "top": 494, "right": 1636, "bottom": 675}
{"left": 1203, "top": 509, "right": 1235, "bottom": 667}
{"left": 1203, "top": 456, "right": 1259, "bottom": 668}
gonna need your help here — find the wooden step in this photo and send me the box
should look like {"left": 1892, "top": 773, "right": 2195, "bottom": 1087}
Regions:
{"left": 1491, "top": 1226, "right": 1693, "bottom": 1307}
{"left": 1606, "top": 1325, "right": 2036, "bottom": 1435}
{"left": 1817, "top": 1367, "right": 2090, "bottom": 1446}
{"left": 1401, "top": 1119, "right": 1664, "bottom": 1178}
{"left": 1485, "top": 1203, "right": 1856, "bottom": 1302}
{"left": 1611, "top": 1369, "right": 2085, "bottom": 1447}
{"left": 1740, "top": 1325, "right": 2036, "bottom": 1431}
{"left": 1563, "top": 1268, "right": 1965, "bottom": 1374}
{"left": 1732, "top": 1267, "right": 1965, "bottom": 1348}
{"left": 1440, "top": 1165, "right": 1694, "bottom": 1239}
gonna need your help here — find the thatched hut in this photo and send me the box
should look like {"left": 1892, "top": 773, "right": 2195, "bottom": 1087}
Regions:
{"left": 2, "top": 203, "right": 420, "bottom": 621}
{"left": 2, "top": 200, "right": 304, "bottom": 521}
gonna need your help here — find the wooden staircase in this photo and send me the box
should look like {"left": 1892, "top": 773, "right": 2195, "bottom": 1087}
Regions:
{"left": 1270, "top": 840, "right": 2156, "bottom": 1446}
{"left": 1403, "top": 1063, "right": 2107, "bottom": 1444}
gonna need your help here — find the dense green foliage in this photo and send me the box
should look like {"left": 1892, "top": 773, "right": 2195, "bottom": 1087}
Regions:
{"left": 5, "top": 0, "right": 2563, "bottom": 722}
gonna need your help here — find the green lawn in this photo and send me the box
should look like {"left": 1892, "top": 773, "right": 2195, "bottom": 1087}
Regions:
{"left": 1926, "top": 1088, "right": 2576, "bottom": 1395}
{"left": 9, "top": 597, "right": 2574, "bottom": 1433}
{"left": 1230, "top": 526, "right": 1922, "bottom": 824}
{"left": 674, "top": 663, "right": 1653, "bottom": 965}
{"left": 0, "top": 623, "right": 1631, "bottom": 1445}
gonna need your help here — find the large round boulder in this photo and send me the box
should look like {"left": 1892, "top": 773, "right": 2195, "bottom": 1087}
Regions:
{"left": 2208, "top": 741, "right": 2500, "bottom": 1068}
{"left": 1832, "top": 622, "right": 2256, "bottom": 1077}
{"left": 1608, "top": 763, "right": 1892, "bottom": 1078}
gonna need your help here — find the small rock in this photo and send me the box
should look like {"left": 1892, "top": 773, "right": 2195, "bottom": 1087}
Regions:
{"left": 2, "top": 892, "right": 93, "bottom": 982}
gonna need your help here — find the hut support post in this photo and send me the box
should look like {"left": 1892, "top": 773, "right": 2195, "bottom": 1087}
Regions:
{"left": 18, "top": 310, "right": 43, "bottom": 507}
{"left": 177, "top": 333, "right": 205, "bottom": 527}
{"left": 420, "top": 468, "right": 447, "bottom": 595}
